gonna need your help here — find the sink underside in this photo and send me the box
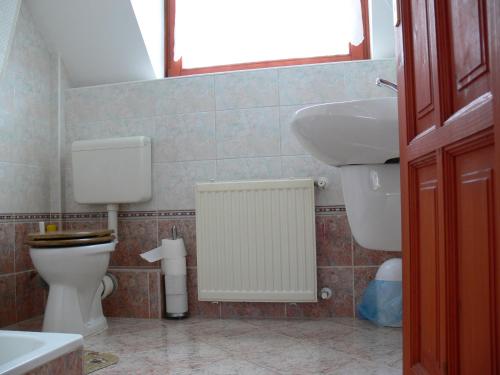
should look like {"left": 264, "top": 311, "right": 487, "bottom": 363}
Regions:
{"left": 291, "top": 97, "right": 399, "bottom": 167}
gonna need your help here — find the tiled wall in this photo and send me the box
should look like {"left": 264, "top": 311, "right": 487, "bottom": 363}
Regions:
{"left": 0, "top": 12, "right": 398, "bottom": 326}
{"left": 63, "top": 59, "right": 396, "bottom": 213}
{"left": 0, "top": 4, "right": 59, "bottom": 327}
{"left": 59, "top": 208, "right": 399, "bottom": 320}
{"left": 0, "top": 214, "right": 50, "bottom": 327}
{"left": 0, "top": 0, "right": 20, "bottom": 79}
{"left": 60, "top": 58, "right": 398, "bottom": 320}
{"left": 0, "top": 3, "right": 56, "bottom": 214}
{"left": 27, "top": 348, "right": 83, "bottom": 375}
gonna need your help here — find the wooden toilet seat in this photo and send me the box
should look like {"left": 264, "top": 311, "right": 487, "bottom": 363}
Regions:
{"left": 26, "top": 229, "right": 115, "bottom": 248}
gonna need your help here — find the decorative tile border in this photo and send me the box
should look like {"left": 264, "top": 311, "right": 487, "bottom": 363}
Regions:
{"left": 0, "top": 214, "right": 11, "bottom": 223}
{"left": 0, "top": 213, "right": 52, "bottom": 223}
{"left": 119, "top": 211, "right": 158, "bottom": 218}
{"left": 49, "top": 213, "right": 62, "bottom": 220}
{"left": 0, "top": 206, "right": 345, "bottom": 223}
{"left": 158, "top": 210, "right": 196, "bottom": 218}
{"left": 315, "top": 205, "right": 346, "bottom": 214}
{"left": 62, "top": 212, "right": 107, "bottom": 220}
{"left": 13, "top": 213, "right": 51, "bottom": 221}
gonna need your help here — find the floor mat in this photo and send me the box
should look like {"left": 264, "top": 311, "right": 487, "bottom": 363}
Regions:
{"left": 84, "top": 350, "right": 119, "bottom": 374}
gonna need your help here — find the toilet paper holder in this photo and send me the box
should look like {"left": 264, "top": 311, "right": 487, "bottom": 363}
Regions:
{"left": 140, "top": 226, "right": 188, "bottom": 319}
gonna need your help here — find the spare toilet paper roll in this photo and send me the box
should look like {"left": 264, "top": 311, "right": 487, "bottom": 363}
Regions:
{"left": 165, "top": 274, "right": 187, "bottom": 294}
{"left": 163, "top": 257, "right": 186, "bottom": 275}
{"left": 161, "top": 238, "right": 187, "bottom": 259}
{"left": 166, "top": 294, "right": 188, "bottom": 314}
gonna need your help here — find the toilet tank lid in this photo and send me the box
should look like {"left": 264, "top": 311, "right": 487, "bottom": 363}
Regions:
{"left": 72, "top": 136, "right": 151, "bottom": 152}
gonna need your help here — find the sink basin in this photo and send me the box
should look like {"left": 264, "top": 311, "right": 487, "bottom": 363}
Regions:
{"left": 291, "top": 96, "right": 402, "bottom": 253}
{"left": 291, "top": 97, "right": 399, "bottom": 166}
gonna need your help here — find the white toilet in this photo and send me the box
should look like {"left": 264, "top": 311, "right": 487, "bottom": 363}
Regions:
{"left": 29, "top": 233, "right": 115, "bottom": 336}
{"left": 29, "top": 136, "right": 152, "bottom": 336}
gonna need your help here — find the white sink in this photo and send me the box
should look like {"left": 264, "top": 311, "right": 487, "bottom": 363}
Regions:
{"left": 290, "top": 95, "right": 403, "bottom": 318}
{"left": 291, "top": 96, "right": 402, "bottom": 256}
{"left": 291, "top": 97, "right": 398, "bottom": 166}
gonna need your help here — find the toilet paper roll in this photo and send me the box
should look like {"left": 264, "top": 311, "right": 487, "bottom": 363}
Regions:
{"left": 161, "top": 239, "right": 187, "bottom": 259}
{"left": 165, "top": 274, "right": 187, "bottom": 294}
{"left": 166, "top": 294, "right": 188, "bottom": 314}
{"left": 140, "top": 238, "right": 187, "bottom": 263}
{"left": 162, "top": 257, "right": 186, "bottom": 275}
{"left": 140, "top": 246, "right": 164, "bottom": 262}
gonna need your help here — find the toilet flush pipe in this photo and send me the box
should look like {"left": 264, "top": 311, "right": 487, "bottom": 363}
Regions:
{"left": 107, "top": 204, "right": 119, "bottom": 242}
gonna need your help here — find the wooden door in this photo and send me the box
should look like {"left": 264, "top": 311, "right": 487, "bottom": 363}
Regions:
{"left": 395, "top": 0, "right": 500, "bottom": 374}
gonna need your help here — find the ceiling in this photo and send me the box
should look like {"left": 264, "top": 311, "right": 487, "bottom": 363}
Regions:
{"left": 26, "top": 0, "right": 159, "bottom": 87}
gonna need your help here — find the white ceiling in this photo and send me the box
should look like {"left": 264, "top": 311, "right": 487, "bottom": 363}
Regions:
{"left": 26, "top": 0, "right": 158, "bottom": 87}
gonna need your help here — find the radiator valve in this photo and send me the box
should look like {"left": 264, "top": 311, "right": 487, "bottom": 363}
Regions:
{"left": 320, "top": 287, "right": 332, "bottom": 300}
{"left": 315, "top": 177, "right": 328, "bottom": 190}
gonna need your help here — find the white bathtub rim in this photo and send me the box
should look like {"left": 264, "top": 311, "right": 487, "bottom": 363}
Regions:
{"left": 0, "top": 330, "right": 83, "bottom": 375}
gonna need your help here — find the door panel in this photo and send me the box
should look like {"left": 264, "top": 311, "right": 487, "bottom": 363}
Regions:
{"left": 409, "top": 0, "right": 440, "bottom": 136}
{"left": 410, "top": 161, "right": 441, "bottom": 374}
{"left": 397, "top": 0, "right": 499, "bottom": 373}
{"left": 449, "top": 0, "right": 489, "bottom": 109}
{"left": 453, "top": 144, "right": 495, "bottom": 374}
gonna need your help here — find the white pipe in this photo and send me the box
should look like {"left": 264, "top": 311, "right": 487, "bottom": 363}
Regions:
{"left": 107, "top": 204, "right": 119, "bottom": 242}
{"left": 100, "top": 273, "right": 117, "bottom": 300}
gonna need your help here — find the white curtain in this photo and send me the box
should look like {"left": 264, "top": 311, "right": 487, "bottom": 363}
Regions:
{"left": 174, "top": 0, "right": 364, "bottom": 69}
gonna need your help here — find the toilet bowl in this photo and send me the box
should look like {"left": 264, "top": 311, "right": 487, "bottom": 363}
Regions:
{"left": 28, "top": 230, "right": 116, "bottom": 336}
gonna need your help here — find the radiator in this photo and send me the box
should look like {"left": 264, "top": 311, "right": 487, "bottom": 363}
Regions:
{"left": 195, "top": 179, "right": 317, "bottom": 302}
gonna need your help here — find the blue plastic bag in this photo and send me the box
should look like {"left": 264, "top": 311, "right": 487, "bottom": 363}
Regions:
{"left": 357, "top": 280, "right": 402, "bottom": 327}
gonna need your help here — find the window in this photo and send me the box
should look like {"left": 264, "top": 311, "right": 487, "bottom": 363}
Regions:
{"left": 165, "top": 0, "right": 370, "bottom": 77}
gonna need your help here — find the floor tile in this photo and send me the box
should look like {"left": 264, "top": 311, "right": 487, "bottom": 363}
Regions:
{"left": 5, "top": 316, "right": 402, "bottom": 374}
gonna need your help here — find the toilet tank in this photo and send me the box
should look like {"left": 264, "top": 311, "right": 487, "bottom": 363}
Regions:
{"left": 72, "top": 136, "right": 151, "bottom": 204}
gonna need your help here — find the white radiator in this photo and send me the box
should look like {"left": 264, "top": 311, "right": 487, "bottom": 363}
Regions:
{"left": 195, "top": 179, "right": 317, "bottom": 302}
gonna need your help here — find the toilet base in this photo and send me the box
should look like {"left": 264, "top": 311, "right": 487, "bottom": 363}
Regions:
{"left": 30, "top": 242, "right": 115, "bottom": 337}
{"left": 42, "top": 283, "right": 108, "bottom": 337}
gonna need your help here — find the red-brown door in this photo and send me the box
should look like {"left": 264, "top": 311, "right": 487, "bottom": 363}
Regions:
{"left": 396, "top": 0, "right": 500, "bottom": 374}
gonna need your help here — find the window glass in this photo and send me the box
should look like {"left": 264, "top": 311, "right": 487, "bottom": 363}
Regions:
{"left": 173, "top": 0, "right": 364, "bottom": 69}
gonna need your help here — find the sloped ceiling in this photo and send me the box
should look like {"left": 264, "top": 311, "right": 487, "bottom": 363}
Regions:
{"left": 26, "top": 0, "right": 158, "bottom": 87}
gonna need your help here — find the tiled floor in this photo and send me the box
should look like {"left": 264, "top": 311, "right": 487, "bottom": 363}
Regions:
{"left": 9, "top": 317, "right": 402, "bottom": 374}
